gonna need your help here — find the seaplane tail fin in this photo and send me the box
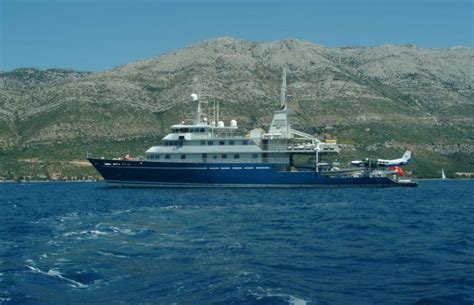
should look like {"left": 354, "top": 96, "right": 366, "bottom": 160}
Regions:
{"left": 403, "top": 151, "right": 411, "bottom": 161}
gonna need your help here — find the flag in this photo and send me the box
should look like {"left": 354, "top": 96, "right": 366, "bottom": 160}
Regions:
{"left": 390, "top": 166, "right": 405, "bottom": 176}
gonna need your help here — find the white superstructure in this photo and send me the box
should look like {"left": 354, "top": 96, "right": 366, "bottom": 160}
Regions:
{"left": 144, "top": 68, "right": 339, "bottom": 167}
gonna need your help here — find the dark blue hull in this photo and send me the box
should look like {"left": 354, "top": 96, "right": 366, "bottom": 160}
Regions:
{"left": 88, "top": 158, "right": 417, "bottom": 187}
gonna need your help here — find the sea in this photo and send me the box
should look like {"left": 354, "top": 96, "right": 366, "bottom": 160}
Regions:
{"left": 0, "top": 180, "right": 472, "bottom": 305}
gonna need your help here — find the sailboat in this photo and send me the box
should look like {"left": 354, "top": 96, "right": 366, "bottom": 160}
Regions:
{"left": 441, "top": 168, "right": 446, "bottom": 179}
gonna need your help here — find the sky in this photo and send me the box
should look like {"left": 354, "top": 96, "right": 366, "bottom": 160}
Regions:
{"left": 1, "top": 0, "right": 473, "bottom": 71}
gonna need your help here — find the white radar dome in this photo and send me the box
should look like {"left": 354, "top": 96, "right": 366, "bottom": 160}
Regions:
{"left": 230, "top": 119, "right": 237, "bottom": 127}
{"left": 190, "top": 93, "right": 199, "bottom": 101}
{"left": 217, "top": 121, "right": 225, "bottom": 127}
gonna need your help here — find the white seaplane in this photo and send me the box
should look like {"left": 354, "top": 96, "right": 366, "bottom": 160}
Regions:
{"left": 351, "top": 151, "right": 412, "bottom": 167}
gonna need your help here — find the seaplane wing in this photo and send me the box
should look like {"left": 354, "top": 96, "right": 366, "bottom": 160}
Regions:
{"left": 350, "top": 160, "right": 365, "bottom": 167}
{"left": 351, "top": 151, "right": 412, "bottom": 168}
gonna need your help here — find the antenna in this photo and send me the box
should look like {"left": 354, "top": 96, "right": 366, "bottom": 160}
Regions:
{"left": 280, "top": 67, "right": 287, "bottom": 109}
{"left": 213, "top": 100, "right": 216, "bottom": 125}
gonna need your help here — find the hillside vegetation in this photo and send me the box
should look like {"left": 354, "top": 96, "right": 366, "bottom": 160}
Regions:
{"left": 1, "top": 37, "right": 473, "bottom": 179}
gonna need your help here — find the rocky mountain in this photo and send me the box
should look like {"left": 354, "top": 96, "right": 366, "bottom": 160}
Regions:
{"left": 0, "top": 37, "right": 473, "bottom": 178}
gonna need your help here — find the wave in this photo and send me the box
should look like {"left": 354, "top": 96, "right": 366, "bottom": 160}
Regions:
{"left": 0, "top": 298, "right": 12, "bottom": 305}
{"left": 252, "top": 288, "right": 310, "bottom": 305}
{"left": 111, "top": 209, "right": 131, "bottom": 215}
{"left": 63, "top": 230, "right": 109, "bottom": 238}
{"left": 25, "top": 265, "right": 88, "bottom": 289}
{"left": 162, "top": 205, "right": 182, "bottom": 209}
{"left": 62, "top": 223, "right": 155, "bottom": 240}
{"left": 97, "top": 251, "right": 130, "bottom": 259}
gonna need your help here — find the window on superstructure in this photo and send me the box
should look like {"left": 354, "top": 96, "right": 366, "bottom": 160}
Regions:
{"left": 200, "top": 140, "right": 206, "bottom": 145}
{"left": 208, "top": 141, "right": 213, "bottom": 145}
{"left": 213, "top": 155, "right": 218, "bottom": 160}
{"left": 229, "top": 140, "right": 235, "bottom": 145}
{"left": 242, "top": 140, "right": 249, "bottom": 145}
{"left": 200, "top": 128, "right": 205, "bottom": 133}
{"left": 165, "top": 155, "right": 170, "bottom": 159}
{"left": 156, "top": 155, "right": 160, "bottom": 160}
{"left": 180, "top": 154, "right": 186, "bottom": 160}
{"left": 219, "top": 140, "right": 225, "bottom": 145}
{"left": 222, "top": 154, "right": 227, "bottom": 159}
{"left": 234, "top": 154, "right": 239, "bottom": 159}
{"left": 202, "top": 153, "right": 207, "bottom": 159}
{"left": 252, "top": 153, "right": 258, "bottom": 159}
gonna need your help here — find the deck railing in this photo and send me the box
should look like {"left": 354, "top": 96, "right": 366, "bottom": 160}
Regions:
{"left": 200, "top": 157, "right": 289, "bottom": 164}
{"left": 146, "top": 157, "right": 289, "bottom": 164}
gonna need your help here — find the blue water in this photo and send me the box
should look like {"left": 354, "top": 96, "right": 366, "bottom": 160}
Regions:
{"left": 0, "top": 181, "right": 473, "bottom": 305}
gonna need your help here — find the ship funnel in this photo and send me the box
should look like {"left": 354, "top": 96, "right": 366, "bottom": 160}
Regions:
{"left": 191, "top": 93, "right": 202, "bottom": 124}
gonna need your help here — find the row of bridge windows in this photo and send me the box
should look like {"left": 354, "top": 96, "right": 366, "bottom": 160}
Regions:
{"left": 201, "top": 140, "right": 249, "bottom": 146}
{"left": 163, "top": 140, "right": 250, "bottom": 147}
{"left": 171, "top": 128, "right": 207, "bottom": 133}
{"left": 147, "top": 153, "right": 259, "bottom": 161}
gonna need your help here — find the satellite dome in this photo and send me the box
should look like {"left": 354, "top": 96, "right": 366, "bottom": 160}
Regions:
{"left": 190, "top": 93, "right": 199, "bottom": 101}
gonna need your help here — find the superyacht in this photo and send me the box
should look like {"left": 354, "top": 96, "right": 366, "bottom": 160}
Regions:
{"left": 88, "top": 69, "right": 417, "bottom": 187}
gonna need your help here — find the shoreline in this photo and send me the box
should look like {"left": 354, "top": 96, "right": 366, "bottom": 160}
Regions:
{"left": 0, "top": 180, "right": 102, "bottom": 183}
{"left": 1, "top": 178, "right": 472, "bottom": 184}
